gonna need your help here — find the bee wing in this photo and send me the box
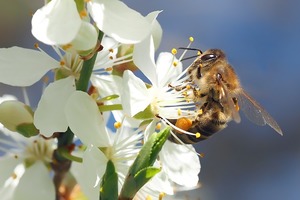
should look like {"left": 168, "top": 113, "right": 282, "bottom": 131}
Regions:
{"left": 235, "top": 89, "right": 283, "bottom": 135}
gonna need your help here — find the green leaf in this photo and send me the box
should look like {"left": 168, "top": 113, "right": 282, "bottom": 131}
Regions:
{"left": 100, "top": 160, "right": 118, "bottom": 200}
{"left": 16, "top": 123, "right": 39, "bottom": 138}
{"left": 119, "top": 127, "right": 171, "bottom": 199}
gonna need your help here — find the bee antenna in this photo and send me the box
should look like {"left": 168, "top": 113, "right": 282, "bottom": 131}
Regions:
{"left": 178, "top": 47, "right": 203, "bottom": 54}
{"left": 178, "top": 47, "right": 203, "bottom": 61}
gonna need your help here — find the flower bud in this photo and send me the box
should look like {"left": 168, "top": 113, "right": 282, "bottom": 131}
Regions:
{"left": 0, "top": 100, "right": 39, "bottom": 137}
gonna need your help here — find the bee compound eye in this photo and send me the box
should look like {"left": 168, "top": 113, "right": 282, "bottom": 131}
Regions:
{"left": 201, "top": 54, "right": 217, "bottom": 62}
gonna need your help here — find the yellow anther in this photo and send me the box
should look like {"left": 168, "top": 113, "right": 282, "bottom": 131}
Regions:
{"left": 11, "top": 172, "right": 17, "bottom": 179}
{"left": 177, "top": 108, "right": 182, "bottom": 116}
{"left": 197, "top": 50, "right": 202, "bottom": 55}
{"left": 200, "top": 153, "right": 205, "bottom": 158}
{"left": 62, "top": 44, "right": 73, "bottom": 51}
{"left": 80, "top": 10, "right": 87, "bottom": 18}
{"left": 195, "top": 132, "right": 201, "bottom": 138}
{"left": 109, "top": 48, "right": 114, "bottom": 53}
{"left": 34, "top": 43, "right": 39, "bottom": 48}
{"left": 171, "top": 48, "right": 177, "bottom": 55}
{"left": 60, "top": 60, "right": 65, "bottom": 66}
{"left": 186, "top": 85, "right": 191, "bottom": 90}
{"left": 114, "top": 121, "right": 122, "bottom": 129}
{"left": 173, "top": 61, "right": 178, "bottom": 67}
{"left": 155, "top": 122, "right": 162, "bottom": 130}
{"left": 159, "top": 192, "right": 166, "bottom": 200}
{"left": 189, "top": 36, "right": 194, "bottom": 42}
{"left": 105, "top": 67, "right": 113, "bottom": 71}
{"left": 109, "top": 56, "right": 114, "bottom": 60}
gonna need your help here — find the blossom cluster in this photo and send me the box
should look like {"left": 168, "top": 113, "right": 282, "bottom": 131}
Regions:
{"left": 0, "top": 0, "right": 201, "bottom": 199}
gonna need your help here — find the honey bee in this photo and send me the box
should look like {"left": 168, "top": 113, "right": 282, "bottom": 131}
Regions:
{"left": 168, "top": 49, "right": 282, "bottom": 144}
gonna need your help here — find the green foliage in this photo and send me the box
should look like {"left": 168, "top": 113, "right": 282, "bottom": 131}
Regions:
{"left": 119, "top": 126, "right": 171, "bottom": 199}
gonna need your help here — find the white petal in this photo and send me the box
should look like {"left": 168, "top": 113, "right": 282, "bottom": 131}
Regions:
{"left": 31, "top": 0, "right": 81, "bottom": 45}
{"left": 156, "top": 52, "right": 182, "bottom": 87}
{"left": 34, "top": 77, "right": 76, "bottom": 137}
{"left": 0, "top": 47, "right": 59, "bottom": 86}
{"left": 14, "top": 161, "right": 55, "bottom": 200}
{"left": 65, "top": 91, "right": 110, "bottom": 147}
{"left": 133, "top": 35, "right": 157, "bottom": 86}
{"left": 145, "top": 11, "right": 163, "bottom": 50}
{"left": 0, "top": 156, "right": 21, "bottom": 186}
{"left": 88, "top": 0, "right": 151, "bottom": 43}
{"left": 121, "top": 70, "right": 152, "bottom": 117}
{"left": 71, "top": 21, "right": 98, "bottom": 51}
{"left": 71, "top": 146, "right": 107, "bottom": 200}
{"left": 160, "top": 141, "right": 200, "bottom": 187}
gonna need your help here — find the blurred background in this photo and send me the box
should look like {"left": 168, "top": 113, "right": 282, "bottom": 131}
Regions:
{"left": 1, "top": 0, "right": 299, "bottom": 199}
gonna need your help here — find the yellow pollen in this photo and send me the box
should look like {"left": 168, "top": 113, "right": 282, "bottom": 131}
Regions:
{"left": 171, "top": 48, "right": 177, "bottom": 55}
{"left": 105, "top": 67, "right": 113, "bottom": 71}
{"left": 197, "top": 50, "right": 202, "bottom": 55}
{"left": 62, "top": 44, "right": 73, "bottom": 51}
{"left": 159, "top": 192, "right": 166, "bottom": 200}
{"left": 177, "top": 108, "right": 182, "bottom": 116}
{"left": 114, "top": 121, "right": 122, "bottom": 129}
{"left": 186, "top": 85, "right": 191, "bottom": 90}
{"left": 189, "top": 36, "right": 194, "bottom": 42}
{"left": 109, "top": 56, "right": 114, "bottom": 60}
{"left": 155, "top": 122, "right": 162, "bottom": 130}
{"left": 109, "top": 48, "right": 114, "bottom": 53}
{"left": 200, "top": 153, "right": 205, "bottom": 158}
{"left": 195, "top": 132, "right": 201, "bottom": 138}
{"left": 79, "top": 10, "right": 88, "bottom": 18}
{"left": 60, "top": 60, "right": 65, "bottom": 66}
{"left": 34, "top": 43, "right": 39, "bottom": 48}
{"left": 173, "top": 61, "right": 178, "bottom": 67}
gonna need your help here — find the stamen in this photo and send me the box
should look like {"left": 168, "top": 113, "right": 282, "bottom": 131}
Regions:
{"left": 114, "top": 121, "right": 122, "bottom": 129}
{"left": 177, "top": 108, "right": 182, "bottom": 116}
{"left": 105, "top": 67, "right": 113, "bottom": 71}
{"left": 159, "top": 192, "right": 166, "bottom": 200}
{"left": 195, "top": 132, "right": 201, "bottom": 138}
{"left": 189, "top": 36, "right": 194, "bottom": 42}
{"left": 79, "top": 9, "right": 88, "bottom": 18}
{"left": 11, "top": 172, "right": 17, "bottom": 179}
{"left": 60, "top": 60, "right": 65, "bottom": 66}
{"left": 34, "top": 43, "right": 39, "bottom": 49}
{"left": 22, "top": 87, "right": 30, "bottom": 106}
{"left": 62, "top": 44, "right": 73, "bottom": 51}
{"left": 155, "top": 122, "right": 162, "bottom": 130}
{"left": 171, "top": 48, "right": 177, "bottom": 55}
